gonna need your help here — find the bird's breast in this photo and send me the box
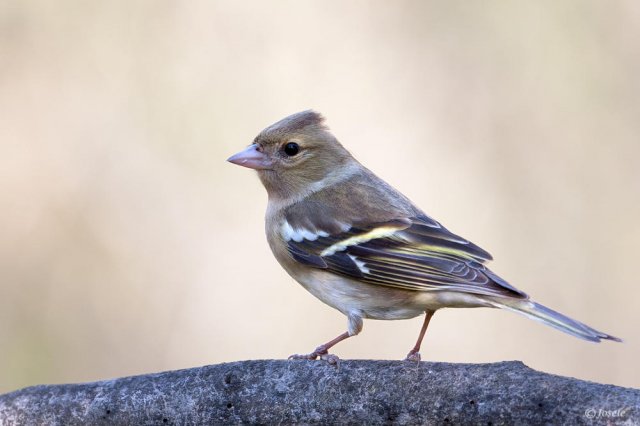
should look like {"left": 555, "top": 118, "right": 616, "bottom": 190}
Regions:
{"left": 264, "top": 215, "right": 426, "bottom": 320}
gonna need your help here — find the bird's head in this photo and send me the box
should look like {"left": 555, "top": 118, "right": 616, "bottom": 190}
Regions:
{"left": 227, "top": 110, "right": 355, "bottom": 201}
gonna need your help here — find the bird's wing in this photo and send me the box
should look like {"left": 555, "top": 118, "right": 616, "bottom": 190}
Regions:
{"left": 284, "top": 214, "right": 527, "bottom": 299}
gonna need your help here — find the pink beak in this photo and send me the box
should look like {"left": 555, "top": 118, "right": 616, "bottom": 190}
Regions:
{"left": 227, "top": 144, "right": 272, "bottom": 170}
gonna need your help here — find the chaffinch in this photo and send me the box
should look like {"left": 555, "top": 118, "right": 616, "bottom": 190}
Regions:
{"left": 227, "top": 110, "right": 621, "bottom": 364}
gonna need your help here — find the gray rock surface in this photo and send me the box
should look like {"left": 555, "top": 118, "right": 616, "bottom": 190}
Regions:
{"left": 0, "top": 360, "right": 637, "bottom": 425}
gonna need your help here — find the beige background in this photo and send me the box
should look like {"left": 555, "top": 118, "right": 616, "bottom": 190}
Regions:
{"left": 1, "top": 1, "right": 638, "bottom": 393}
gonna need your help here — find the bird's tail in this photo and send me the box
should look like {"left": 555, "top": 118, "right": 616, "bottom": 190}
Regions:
{"left": 485, "top": 297, "right": 622, "bottom": 343}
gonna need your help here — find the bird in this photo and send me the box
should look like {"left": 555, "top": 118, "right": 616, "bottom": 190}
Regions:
{"left": 227, "top": 110, "right": 621, "bottom": 364}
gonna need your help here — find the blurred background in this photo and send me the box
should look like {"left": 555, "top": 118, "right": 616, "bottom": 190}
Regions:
{"left": 1, "top": 1, "right": 638, "bottom": 393}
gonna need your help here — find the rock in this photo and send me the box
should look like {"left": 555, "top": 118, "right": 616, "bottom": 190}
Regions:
{"left": 0, "top": 360, "right": 637, "bottom": 425}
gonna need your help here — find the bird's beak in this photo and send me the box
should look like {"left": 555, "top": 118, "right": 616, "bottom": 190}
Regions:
{"left": 226, "top": 144, "right": 272, "bottom": 170}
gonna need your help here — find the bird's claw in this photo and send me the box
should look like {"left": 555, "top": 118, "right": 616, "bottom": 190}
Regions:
{"left": 288, "top": 347, "right": 340, "bottom": 366}
{"left": 319, "top": 353, "right": 340, "bottom": 365}
{"left": 288, "top": 352, "right": 320, "bottom": 360}
{"left": 404, "top": 350, "right": 421, "bottom": 362}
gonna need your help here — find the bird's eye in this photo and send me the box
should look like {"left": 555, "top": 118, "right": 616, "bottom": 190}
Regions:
{"left": 283, "top": 142, "right": 300, "bottom": 156}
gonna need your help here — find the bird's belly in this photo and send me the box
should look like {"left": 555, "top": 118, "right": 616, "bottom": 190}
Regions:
{"left": 288, "top": 267, "right": 493, "bottom": 320}
{"left": 291, "top": 268, "right": 433, "bottom": 320}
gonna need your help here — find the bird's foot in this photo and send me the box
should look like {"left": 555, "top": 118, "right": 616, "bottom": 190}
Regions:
{"left": 404, "top": 349, "right": 421, "bottom": 362}
{"left": 319, "top": 353, "right": 340, "bottom": 365}
{"left": 288, "top": 352, "right": 321, "bottom": 360}
{"left": 288, "top": 345, "right": 340, "bottom": 365}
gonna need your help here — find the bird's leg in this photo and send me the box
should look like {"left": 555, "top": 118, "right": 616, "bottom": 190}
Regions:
{"left": 405, "top": 310, "right": 435, "bottom": 362}
{"left": 288, "top": 331, "right": 351, "bottom": 365}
